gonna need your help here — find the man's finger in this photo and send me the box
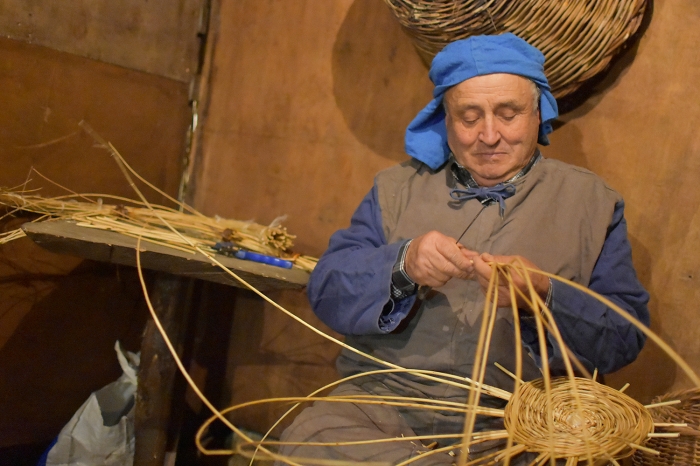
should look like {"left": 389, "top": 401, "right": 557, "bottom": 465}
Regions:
{"left": 440, "top": 243, "right": 477, "bottom": 271}
{"left": 430, "top": 254, "right": 470, "bottom": 282}
{"left": 471, "top": 254, "right": 493, "bottom": 280}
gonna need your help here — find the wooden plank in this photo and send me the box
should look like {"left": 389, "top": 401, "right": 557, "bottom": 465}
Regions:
{"left": 0, "top": 0, "right": 204, "bottom": 82}
{"left": 22, "top": 220, "right": 309, "bottom": 291}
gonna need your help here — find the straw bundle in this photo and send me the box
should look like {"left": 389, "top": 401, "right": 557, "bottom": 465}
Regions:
{"left": 505, "top": 377, "right": 654, "bottom": 462}
{"left": 383, "top": 0, "right": 648, "bottom": 98}
{"left": 633, "top": 388, "right": 700, "bottom": 466}
{"left": 0, "top": 190, "right": 318, "bottom": 272}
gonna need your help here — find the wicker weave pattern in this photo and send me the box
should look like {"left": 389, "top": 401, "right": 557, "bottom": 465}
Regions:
{"left": 383, "top": 0, "right": 648, "bottom": 98}
{"left": 504, "top": 377, "right": 654, "bottom": 462}
{"left": 633, "top": 388, "right": 700, "bottom": 466}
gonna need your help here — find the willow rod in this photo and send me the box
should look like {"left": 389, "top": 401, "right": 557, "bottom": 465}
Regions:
{"left": 11, "top": 124, "right": 693, "bottom": 465}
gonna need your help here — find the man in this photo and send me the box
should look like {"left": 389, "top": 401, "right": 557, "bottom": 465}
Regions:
{"left": 278, "top": 33, "right": 649, "bottom": 464}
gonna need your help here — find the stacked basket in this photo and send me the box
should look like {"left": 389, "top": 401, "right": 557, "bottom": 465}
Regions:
{"left": 633, "top": 388, "right": 700, "bottom": 465}
{"left": 382, "top": 0, "right": 648, "bottom": 98}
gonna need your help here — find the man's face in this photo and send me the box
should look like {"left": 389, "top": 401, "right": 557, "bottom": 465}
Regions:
{"left": 444, "top": 73, "right": 541, "bottom": 187}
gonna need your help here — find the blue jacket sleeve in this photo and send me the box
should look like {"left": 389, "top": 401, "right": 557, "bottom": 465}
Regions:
{"left": 521, "top": 200, "right": 650, "bottom": 374}
{"left": 307, "top": 185, "right": 417, "bottom": 335}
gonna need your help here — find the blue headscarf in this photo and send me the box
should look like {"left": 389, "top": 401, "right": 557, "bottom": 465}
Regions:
{"left": 405, "top": 33, "right": 559, "bottom": 170}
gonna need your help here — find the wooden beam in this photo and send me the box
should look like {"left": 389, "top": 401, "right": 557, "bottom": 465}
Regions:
{"left": 134, "top": 275, "right": 193, "bottom": 466}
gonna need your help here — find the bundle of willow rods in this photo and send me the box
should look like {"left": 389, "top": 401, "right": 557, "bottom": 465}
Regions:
{"left": 0, "top": 190, "right": 318, "bottom": 272}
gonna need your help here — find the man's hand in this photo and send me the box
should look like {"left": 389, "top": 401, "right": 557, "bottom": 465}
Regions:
{"left": 471, "top": 253, "right": 550, "bottom": 312}
{"left": 404, "top": 231, "right": 478, "bottom": 288}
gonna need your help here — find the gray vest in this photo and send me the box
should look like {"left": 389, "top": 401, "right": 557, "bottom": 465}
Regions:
{"left": 337, "top": 157, "right": 621, "bottom": 396}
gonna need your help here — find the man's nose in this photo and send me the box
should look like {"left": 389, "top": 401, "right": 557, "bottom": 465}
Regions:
{"left": 478, "top": 116, "right": 500, "bottom": 146}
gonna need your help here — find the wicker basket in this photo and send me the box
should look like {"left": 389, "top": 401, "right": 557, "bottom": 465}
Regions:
{"left": 632, "top": 388, "right": 700, "bottom": 465}
{"left": 382, "top": 0, "right": 648, "bottom": 98}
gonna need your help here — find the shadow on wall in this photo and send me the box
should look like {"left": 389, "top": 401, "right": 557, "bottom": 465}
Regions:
{"left": 540, "top": 123, "right": 589, "bottom": 170}
{"left": 554, "top": 0, "right": 655, "bottom": 117}
{"left": 332, "top": 0, "right": 433, "bottom": 163}
{"left": 0, "top": 256, "right": 148, "bottom": 447}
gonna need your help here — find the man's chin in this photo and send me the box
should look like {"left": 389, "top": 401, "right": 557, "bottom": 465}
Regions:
{"left": 471, "top": 169, "right": 513, "bottom": 186}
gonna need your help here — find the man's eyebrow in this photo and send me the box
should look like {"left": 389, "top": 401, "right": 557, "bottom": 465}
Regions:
{"left": 449, "top": 100, "right": 528, "bottom": 113}
{"left": 451, "top": 103, "right": 483, "bottom": 113}
{"left": 494, "top": 100, "right": 527, "bottom": 111}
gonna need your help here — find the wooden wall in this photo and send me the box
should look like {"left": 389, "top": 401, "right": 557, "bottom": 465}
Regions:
{"left": 193, "top": 0, "right": 431, "bottom": 255}
{"left": 0, "top": 0, "right": 200, "bottom": 455}
{"left": 193, "top": 0, "right": 700, "bottom": 435}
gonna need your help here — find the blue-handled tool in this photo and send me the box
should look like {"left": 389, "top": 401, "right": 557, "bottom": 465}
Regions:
{"left": 233, "top": 249, "right": 293, "bottom": 269}
{"left": 213, "top": 242, "right": 293, "bottom": 269}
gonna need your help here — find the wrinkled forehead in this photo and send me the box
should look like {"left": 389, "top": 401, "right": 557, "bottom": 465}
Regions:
{"left": 444, "top": 73, "right": 536, "bottom": 109}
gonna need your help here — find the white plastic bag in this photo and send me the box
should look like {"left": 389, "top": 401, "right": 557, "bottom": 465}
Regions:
{"left": 43, "top": 341, "right": 140, "bottom": 466}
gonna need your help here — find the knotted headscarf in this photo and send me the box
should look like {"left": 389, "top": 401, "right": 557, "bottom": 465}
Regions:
{"left": 405, "top": 33, "right": 559, "bottom": 170}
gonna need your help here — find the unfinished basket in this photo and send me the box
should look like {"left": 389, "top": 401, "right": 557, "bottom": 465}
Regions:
{"left": 382, "top": 0, "right": 648, "bottom": 98}
{"left": 633, "top": 388, "right": 700, "bottom": 465}
{"left": 505, "top": 377, "right": 654, "bottom": 463}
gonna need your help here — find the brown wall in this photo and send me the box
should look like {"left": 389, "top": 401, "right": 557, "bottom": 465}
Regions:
{"left": 194, "top": 0, "right": 432, "bottom": 256}
{"left": 193, "top": 0, "right": 700, "bottom": 435}
{"left": 0, "top": 34, "right": 190, "bottom": 368}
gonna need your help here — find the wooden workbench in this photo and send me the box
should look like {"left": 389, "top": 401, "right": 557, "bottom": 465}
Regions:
{"left": 22, "top": 220, "right": 309, "bottom": 292}
{"left": 22, "top": 220, "right": 310, "bottom": 465}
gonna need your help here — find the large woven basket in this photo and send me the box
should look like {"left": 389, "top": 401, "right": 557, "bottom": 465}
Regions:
{"left": 632, "top": 388, "right": 700, "bottom": 465}
{"left": 382, "top": 0, "right": 649, "bottom": 98}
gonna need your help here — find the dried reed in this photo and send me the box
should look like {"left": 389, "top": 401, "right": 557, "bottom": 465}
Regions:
{"left": 0, "top": 191, "right": 317, "bottom": 272}
{"left": 0, "top": 126, "right": 318, "bottom": 273}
